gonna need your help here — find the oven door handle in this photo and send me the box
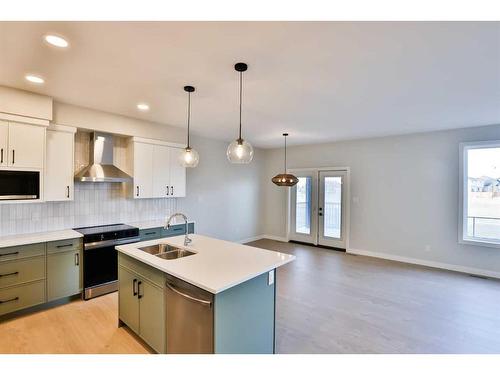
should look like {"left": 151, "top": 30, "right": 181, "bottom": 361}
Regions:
{"left": 84, "top": 236, "right": 141, "bottom": 251}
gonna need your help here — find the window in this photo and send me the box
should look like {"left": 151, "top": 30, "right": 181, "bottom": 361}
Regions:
{"left": 295, "top": 177, "right": 312, "bottom": 234}
{"left": 460, "top": 141, "right": 500, "bottom": 247}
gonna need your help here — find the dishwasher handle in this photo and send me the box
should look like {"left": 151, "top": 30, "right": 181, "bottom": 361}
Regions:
{"left": 166, "top": 282, "right": 212, "bottom": 307}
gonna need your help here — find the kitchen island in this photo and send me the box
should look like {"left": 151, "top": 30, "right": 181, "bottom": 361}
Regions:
{"left": 116, "top": 234, "right": 295, "bottom": 354}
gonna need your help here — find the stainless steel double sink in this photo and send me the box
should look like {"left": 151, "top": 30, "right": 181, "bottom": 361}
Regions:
{"left": 138, "top": 243, "right": 196, "bottom": 260}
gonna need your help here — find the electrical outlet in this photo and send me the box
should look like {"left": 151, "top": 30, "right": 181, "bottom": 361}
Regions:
{"left": 268, "top": 270, "right": 275, "bottom": 285}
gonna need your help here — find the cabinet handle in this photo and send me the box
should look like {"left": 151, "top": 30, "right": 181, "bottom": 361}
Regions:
{"left": 67, "top": 186, "right": 70, "bottom": 198}
{"left": 0, "top": 297, "right": 19, "bottom": 304}
{"left": 166, "top": 185, "right": 169, "bottom": 196}
{"left": 0, "top": 251, "right": 19, "bottom": 257}
{"left": 136, "top": 186, "right": 140, "bottom": 197}
{"left": 12, "top": 149, "right": 15, "bottom": 164}
{"left": 171, "top": 186, "right": 174, "bottom": 195}
{"left": 0, "top": 148, "right": 3, "bottom": 164}
{"left": 137, "top": 281, "right": 143, "bottom": 299}
{"left": 133, "top": 279, "right": 138, "bottom": 296}
{"left": 57, "top": 244, "right": 73, "bottom": 248}
{"left": 0, "top": 271, "right": 19, "bottom": 278}
{"left": 74, "top": 253, "right": 80, "bottom": 266}
{"left": 144, "top": 232, "right": 156, "bottom": 236}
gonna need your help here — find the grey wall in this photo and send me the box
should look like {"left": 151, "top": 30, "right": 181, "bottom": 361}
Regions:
{"left": 262, "top": 124, "right": 500, "bottom": 274}
{"left": 178, "top": 135, "right": 264, "bottom": 242}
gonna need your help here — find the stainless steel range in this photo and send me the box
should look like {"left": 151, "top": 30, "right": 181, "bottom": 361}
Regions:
{"left": 74, "top": 224, "right": 140, "bottom": 300}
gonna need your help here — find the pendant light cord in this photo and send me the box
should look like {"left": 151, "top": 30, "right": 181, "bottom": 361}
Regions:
{"left": 187, "top": 91, "right": 191, "bottom": 148}
{"left": 284, "top": 135, "right": 287, "bottom": 173}
{"left": 239, "top": 71, "right": 243, "bottom": 141}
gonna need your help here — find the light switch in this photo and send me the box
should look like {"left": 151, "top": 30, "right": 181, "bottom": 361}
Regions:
{"left": 268, "top": 270, "right": 275, "bottom": 285}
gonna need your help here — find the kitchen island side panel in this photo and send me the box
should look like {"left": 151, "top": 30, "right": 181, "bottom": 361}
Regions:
{"left": 214, "top": 270, "right": 276, "bottom": 354}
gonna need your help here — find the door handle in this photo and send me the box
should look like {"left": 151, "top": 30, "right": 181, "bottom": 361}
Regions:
{"left": 170, "top": 186, "right": 174, "bottom": 196}
{"left": 12, "top": 149, "right": 15, "bottom": 164}
{"left": 166, "top": 185, "right": 169, "bottom": 196}
{"left": 0, "top": 148, "right": 3, "bottom": 163}
{"left": 67, "top": 186, "right": 70, "bottom": 198}
{"left": 133, "top": 279, "right": 138, "bottom": 296}
{"left": 136, "top": 186, "right": 140, "bottom": 197}
{"left": 74, "top": 253, "right": 80, "bottom": 266}
{"left": 137, "top": 281, "right": 143, "bottom": 299}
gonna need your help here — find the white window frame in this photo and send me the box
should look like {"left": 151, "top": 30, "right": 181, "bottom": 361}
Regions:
{"left": 459, "top": 140, "right": 500, "bottom": 248}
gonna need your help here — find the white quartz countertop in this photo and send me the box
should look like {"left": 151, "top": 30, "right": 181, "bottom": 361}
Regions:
{"left": 116, "top": 234, "right": 295, "bottom": 294}
{"left": 0, "top": 229, "right": 83, "bottom": 249}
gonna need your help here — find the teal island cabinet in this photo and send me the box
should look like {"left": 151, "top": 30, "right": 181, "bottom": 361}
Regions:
{"left": 116, "top": 234, "right": 295, "bottom": 354}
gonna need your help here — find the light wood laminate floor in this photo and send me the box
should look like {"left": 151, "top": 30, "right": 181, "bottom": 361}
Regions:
{"left": 1, "top": 239, "right": 500, "bottom": 353}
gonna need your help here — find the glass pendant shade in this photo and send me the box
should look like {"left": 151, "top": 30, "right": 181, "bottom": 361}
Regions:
{"left": 179, "top": 147, "right": 199, "bottom": 168}
{"left": 226, "top": 138, "right": 254, "bottom": 164}
{"left": 228, "top": 62, "right": 254, "bottom": 164}
{"left": 180, "top": 85, "right": 199, "bottom": 168}
{"left": 272, "top": 173, "right": 299, "bottom": 187}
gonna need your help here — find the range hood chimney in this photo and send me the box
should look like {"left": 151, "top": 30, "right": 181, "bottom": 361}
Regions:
{"left": 74, "top": 132, "right": 132, "bottom": 183}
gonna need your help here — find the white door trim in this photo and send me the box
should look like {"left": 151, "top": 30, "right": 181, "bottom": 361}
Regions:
{"left": 287, "top": 167, "right": 350, "bottom": 250}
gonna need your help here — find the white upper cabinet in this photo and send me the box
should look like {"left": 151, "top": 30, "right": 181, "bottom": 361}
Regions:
{"left": 0, "top": 121, "right": 45, "bottom": 169}
{"left": 169, "top": 147, "right": 186, "bottom": 197}
{"left": 45, "top": 126, "right": 76, "bottom": 201}
{"left": 133, "top": 141, "right": 154, "bottom": 199}
{"left": 129, "top": 138, "right": 186, "bottom": 199}
{"left": 0, "top": 120, "right": 8, "bottom": 166}
{"left": 152, "top": 144, "right": 171, "bottom": 198}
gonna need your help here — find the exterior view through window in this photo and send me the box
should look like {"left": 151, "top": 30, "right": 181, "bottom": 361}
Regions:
{"left": 323, "top": 176, "right": 342, "bottom": 238}
{"left": 295, "top": 177, "right": 311, "bottom": 234}
{"left": 463, "top": 143, "right": 500, "bottom": 244}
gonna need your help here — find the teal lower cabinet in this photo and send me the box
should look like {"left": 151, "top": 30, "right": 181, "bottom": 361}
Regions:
{"left": 118, "top": 254, "right": 166, "bottom": 353}
{"left": 118, "top": 252, "right": 276, "bottom": 354}
{"left": 139, "top": 228, "right": 162, "bottom": 241}
{"left": 0, "top": 243, "right": 47, "bottom": 317}
{"left": 46, "top": 239, "right": 83, "bottom": 302}
{"left": 0, "top": 238, "right": 83, "bottom": 319}
{"left": 139, "top": 223, "right": 195, "bottom": 241}
{"left": 213, "top": 271, "right": 276, "bottom": 354}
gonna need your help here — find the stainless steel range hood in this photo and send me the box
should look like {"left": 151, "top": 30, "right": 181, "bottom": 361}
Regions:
{"left": 74, "top": 132, "right": 132, "bottom": 183}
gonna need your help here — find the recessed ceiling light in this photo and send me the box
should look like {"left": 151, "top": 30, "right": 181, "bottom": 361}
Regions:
{"left": 25, "top": 75, "right": 45, "bottom": 84}
{"left": 137, "top": 103, "right": 150, "bottom": 111}
{"left": 44, "top": 34, "right": 69, "bottom": 48}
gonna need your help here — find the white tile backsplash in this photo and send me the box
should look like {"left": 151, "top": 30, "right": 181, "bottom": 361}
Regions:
{"left": 0, "top": 183, "right": 178, "bottom": 236}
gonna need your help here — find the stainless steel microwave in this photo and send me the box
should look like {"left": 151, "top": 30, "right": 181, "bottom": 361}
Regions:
{"left": 0, "top": 170, "right": 40, "bottom": 200}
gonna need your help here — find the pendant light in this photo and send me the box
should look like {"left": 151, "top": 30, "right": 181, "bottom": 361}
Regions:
{"left": 272, "top": 133, "right": 299, "bottom": 187}
{"left": 179, "top": 85, "right": 199, "bottom": 168}
{"left": 227, "top": 62, "right": 254, "bottom": 164}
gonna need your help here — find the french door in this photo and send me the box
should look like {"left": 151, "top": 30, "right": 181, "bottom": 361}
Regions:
{"left": 289, "top": 169, "right": 348, "bottom": 249}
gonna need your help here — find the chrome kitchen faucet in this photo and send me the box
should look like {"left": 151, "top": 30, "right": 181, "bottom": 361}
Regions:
{"left": 165, "top": 213, "right": 192, "bottom": 246}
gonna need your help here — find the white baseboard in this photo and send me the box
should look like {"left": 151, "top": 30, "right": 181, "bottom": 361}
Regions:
{"left": 348, "top": 248, "right": 500, "bottom": 280}
{"left": 238, "top": 234, "right": 289, "bottom": 244}
{"left": 237, "top": 235, "right": 265, "bottom": 244}
{"left": 262, "top": 234, "right": 288, "bottom": 242}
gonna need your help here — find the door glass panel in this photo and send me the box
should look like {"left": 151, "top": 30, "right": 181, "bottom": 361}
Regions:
{"left": 324, "top": 176, "right": 342, "bottom": 238}
{"left": 295, "top": 177, "right": 312, "bottom": 234}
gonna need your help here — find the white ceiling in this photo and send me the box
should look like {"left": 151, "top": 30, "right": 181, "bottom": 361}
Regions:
{"left": 0, "top": 21, "right": 499, "bottom": 148}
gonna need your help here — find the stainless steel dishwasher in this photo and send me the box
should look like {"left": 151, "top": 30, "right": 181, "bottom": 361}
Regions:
{"left": 165, "top": 275, "right": 214, "bottom": 353}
